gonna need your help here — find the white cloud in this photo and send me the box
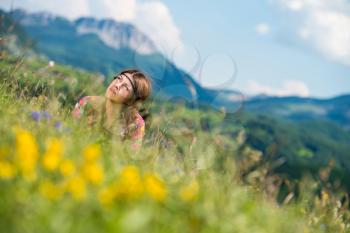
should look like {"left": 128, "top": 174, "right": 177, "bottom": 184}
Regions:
{"left": 86, "top": 0, "right": 137, "bottom": 21}
{"left": 246, "top": 80, "right": 310, "bottom": 97}
{"left": 280, "top": 0, "right": 304, "bottom": 11}
{"left": 277, "top": 0, "right": 350, "bottom": 66}
{"left": 0, "top": 0, "right": 183, "bottom": 54}
{"left": 256, "top": 23, "right": 270, "bottom": 35}
{"left": 133, "top": 1, "right": 183, "bottom": 54}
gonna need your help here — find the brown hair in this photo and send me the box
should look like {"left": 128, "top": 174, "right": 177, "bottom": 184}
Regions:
{"left": 114, "top": 69, "right": 152, "bottom": 139}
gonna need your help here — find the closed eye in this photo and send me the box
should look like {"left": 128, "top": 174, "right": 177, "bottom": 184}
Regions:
{"left": 123, "top": 84, "right": 130, "bottom": 91}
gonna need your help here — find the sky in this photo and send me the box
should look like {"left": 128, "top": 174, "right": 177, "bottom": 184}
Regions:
{"left": 1, "top": 0, "right": 350, "bottom": 98}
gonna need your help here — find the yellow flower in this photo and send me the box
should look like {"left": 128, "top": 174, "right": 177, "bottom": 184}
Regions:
{"left": 82, "top": 144, "right": 101, "bottom": 162}
{"left": 65, "top": 176, "right": 86, "bottom": 201}
{"left": 120, "top": 165, "right": 140, "bottom": 180}
{"left": 81, "top": 162, "right": 104, "bottom": 185}
{"left": 60, "top": 159, "right": 76, "bottom": 177}
{"left": 0, "top": 146, "right": 10, "bottom": 159}
{"left": 115, "top": 165, "right": 144, "bottom": 199}
{"left": 42, "top": 138, "right": 64, "bottom": 171}
{"left": 39, "top": 179, "right": 62, "bottom": 201}
{"left": 179, "top": 180, "right": 199, "bottom": 202}
{"left": 14, "top": 128, "right": 38, "bottom": 181}
{"left": 98, "top": 167, "right": 145, "bottom": 205}
{"left": 98, "top": 186, "right": 116, "bottom": 207}
{"left": 144, "top": 173, "right": 167, "bottom": 202}
{"left": 0, "top": 160, "right": 16, "bottom": 180}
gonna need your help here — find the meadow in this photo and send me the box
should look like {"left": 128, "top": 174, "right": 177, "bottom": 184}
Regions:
{"left": 1, "top": 53, "right": 350, "bottom": 233}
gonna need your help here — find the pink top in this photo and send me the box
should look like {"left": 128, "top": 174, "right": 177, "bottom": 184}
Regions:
{"left": 72, "top": 96, "right": 145, "bottom": 150}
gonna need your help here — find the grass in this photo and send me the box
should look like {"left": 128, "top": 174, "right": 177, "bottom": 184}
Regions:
{"left": 0, "top": 55, "right": 350, "bottom": 233}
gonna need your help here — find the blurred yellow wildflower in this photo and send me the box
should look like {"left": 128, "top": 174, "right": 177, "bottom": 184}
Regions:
{"left": 116, "top": 165, "right": 144, "bottom": 199}
{"left": 81, "top": 162, "right": 104, "bottom": 185}
{"left": 179, "top": 179, "right": 199, "bottom": 202}
{"left": 14, "top": 127, "right": 38, "bottom": 181}
{"left": 42, "top": 138, "right": 64, "bottom": 171}
{"left": 39, "top": 179, "right": 62, "bottom": 201}
{"left": 98, "top": 186, "right": 116, "bottom": 207}
{"left": 0, "top": 146, "right": 10, "bottom": 159}
{"left": 82, "top": 144, "right": 101, "bottom": 162}
{"left": 144, "top": 173, "right": 167, "bottom": 202}
{"left": 60, "top": 159, "right": 76, "bottom": 177}
{"left": 65, "top": 176, "right": 86, "bottom": 201}
{"left": 0, "top": 160, "right": 16, "bottom": 179}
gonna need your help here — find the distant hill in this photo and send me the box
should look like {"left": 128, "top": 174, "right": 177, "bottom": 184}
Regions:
{"left": 0, "top": 9, "right": 36, "bottom": 56}
{"left": 244, "top": 94, "right": 350, "bottom": 130}
{"left": 1, "top": 8, "right": 349, "bottom": 130}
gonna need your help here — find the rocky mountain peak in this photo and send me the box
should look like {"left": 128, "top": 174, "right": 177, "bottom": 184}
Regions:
{"left": 74, "top": 17, "right": 158, "bottom": 55}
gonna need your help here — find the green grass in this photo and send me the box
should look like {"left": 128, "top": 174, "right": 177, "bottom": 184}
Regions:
{"left": 0, "top": 55, "right": 350, "bottom": 233}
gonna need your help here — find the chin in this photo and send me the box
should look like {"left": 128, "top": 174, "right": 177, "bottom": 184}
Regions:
{"left": 105, "top": 93, "right": 122, "bottom": 103}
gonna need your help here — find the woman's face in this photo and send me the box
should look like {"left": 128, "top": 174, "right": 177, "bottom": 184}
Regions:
{"left": 105, "top": 73, "right": 134, "bottom": 103}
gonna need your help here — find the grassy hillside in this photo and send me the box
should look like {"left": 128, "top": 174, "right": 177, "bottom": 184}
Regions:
{"left": 245, "top": 95, "right": 350, "bottom": 130}
{"left": 1, "top": 54, "right": 350, "bottom": 232}
{"left": 239, "top": 113, "right": 350, "bottom": 185}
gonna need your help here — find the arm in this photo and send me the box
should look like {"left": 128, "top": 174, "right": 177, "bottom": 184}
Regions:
{"left": 129, "top": 119, "right": 145, "bottom": 151}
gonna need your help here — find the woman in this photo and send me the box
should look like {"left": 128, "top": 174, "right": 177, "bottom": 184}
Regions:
{"left": 72, "top": 69, "right": 152, "bottom": 150}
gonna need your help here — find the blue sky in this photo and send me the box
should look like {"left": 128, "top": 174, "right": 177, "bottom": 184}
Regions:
{"left": 1, "top": 0, "right": 350, "bottom": 98}
{"left": 161, "top": 0, "right": 350, "bottom": 98}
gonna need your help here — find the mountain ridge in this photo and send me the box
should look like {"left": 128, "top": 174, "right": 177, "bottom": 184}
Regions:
{"left": 5, "top": 8, "right": 219, "bottom": 105}
{"left": 2, "top": 8, "right": 349, "bottom": 129}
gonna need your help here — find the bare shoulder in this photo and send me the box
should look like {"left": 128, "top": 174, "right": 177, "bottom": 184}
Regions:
{"left": 84, "top": 96, "right": 105, "bottom": 110}
{"left": 73, "top": 96, "right": 105, "bottom": 121}
{"left": 135, "top": 112, "right": 145, "bottom": 127}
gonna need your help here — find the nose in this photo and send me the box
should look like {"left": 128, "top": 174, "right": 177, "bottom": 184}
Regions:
{"left": 114, "top": 82, "right": 121, "bottom": 90}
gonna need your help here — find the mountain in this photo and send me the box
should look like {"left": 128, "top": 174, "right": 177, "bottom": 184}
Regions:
{"left": 0, "top": 9, "right": 36, "bottom": 56}
{"left": 74, "top": 17, "right": 157, "bottom": 55}
{"left": 2, "top": 8, "right": 349, "bottom": 129}
{"left": 5, "top": 8, "right": 218, "bottom": 105}
{"left": 244, "top": 94, "right": 350, "bottom": 130}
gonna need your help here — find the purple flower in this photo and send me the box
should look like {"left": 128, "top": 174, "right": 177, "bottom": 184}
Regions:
{"left": 31, "top": 111, "right": 41, "bottom": 121}
{"left": 54, "top": 121, "right": 62, "bottom": 129}
{"left": 30, "top": 110, "right": 53, "bottom": 122}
